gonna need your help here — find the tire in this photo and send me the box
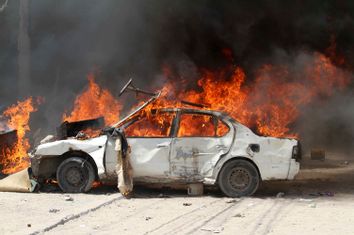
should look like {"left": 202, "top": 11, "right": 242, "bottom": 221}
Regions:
{"left": 218, "top": 159, "right": 260, "bottom": 197}
{"left": 56, "top": 157, "right": 95, "bottom": 193}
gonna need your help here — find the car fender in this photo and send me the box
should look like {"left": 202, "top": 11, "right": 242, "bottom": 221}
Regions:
{"left": 34, "top": 135, "right": 108, "bottom": 176}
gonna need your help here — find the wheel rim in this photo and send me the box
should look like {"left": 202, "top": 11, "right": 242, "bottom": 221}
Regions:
{"left": 65, "top": 166, "right": 85, "bottom": 186}
{"left": 228, "top": 167, "right": 251, "bottom": 191}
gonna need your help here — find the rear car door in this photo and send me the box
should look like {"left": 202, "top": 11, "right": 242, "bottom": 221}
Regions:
{"left": 170, "top": 111, "right": 233, "bottom": 182}
{"left": 124, "top": 111, "right": 176, "bottom": 180}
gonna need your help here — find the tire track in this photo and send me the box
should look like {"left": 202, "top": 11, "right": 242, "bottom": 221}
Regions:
{"left": 144, "top": 199, "right": 224, "bottom": 235}
{"left": 248, "top": 198, "right": 294, "bottom": 235}
{"left": 186, "top": 203, "right": 240, "bottom": 234}
{"left": 152, "top": 199, "right": 245, "bottom": 235}
{"left": 247, "top": 199, "right": 279, "bottom": 235}
{"left": 30, "top": 194, "right": 124, "bottom": 235}
{"left": 190, "top": 199, "right": 256, "bottom": 234}
{"left": 261, "top": 200, "right": 294, "bottom": 235}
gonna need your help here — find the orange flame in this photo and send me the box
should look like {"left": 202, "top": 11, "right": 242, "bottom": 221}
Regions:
{"left": 163, "top": 52, "right": 349, "bottom": 137}
{"left": 63, "top": 73, "right": 122, "bottom": 126}
{"left": 64, "top": 51, "right": 350, "bottom": 139}
{"left": 1, "top": 97, "right": 40, "bottom": 174}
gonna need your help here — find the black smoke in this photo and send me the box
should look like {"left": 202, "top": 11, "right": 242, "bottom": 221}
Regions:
{"left": 0, "top": 0, "right": 353, "bottom": 152}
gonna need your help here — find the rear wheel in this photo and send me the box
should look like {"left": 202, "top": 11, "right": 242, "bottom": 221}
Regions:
{"left": 56, "top": 157, "right": 95, "bottom": 193}
{"left": 218, "top": 159, "right": 260, "bottom": 197}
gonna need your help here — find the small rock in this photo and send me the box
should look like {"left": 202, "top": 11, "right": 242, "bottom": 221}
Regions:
{"left": 233, "top": 213, "right": 245, "bottom": 218}
{"left": 49, "top": 209, "right": 60, "bottom": 213}
{"left": 299, "top": 198, "right": 313, "bottom": 202}
{"left": 343, "top": 161, "right": 349, "bottom": 165}
{"left": 183, "top": 203, "right": 192, "bottom": 206}
{"left": 64, "top": 195, "right": 74, "bottom": 201}
{"left": 145, "top": 216, "right": 152, "bottom": 221}
{"left": 276, "top": 192, "right": 285, "bottom": 198}
{"left": 226, "top": 199, "right": 240, "bottom": 203}
{"left": 27, "top": 224, "right": 31, "bottom": 228}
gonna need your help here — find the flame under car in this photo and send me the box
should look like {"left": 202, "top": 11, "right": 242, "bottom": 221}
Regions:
{"left": 30, "top": 108, "right": 300, "bottom": 197}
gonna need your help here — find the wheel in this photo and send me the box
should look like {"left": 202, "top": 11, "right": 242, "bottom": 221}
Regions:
{"left": 218, "top": 159, "right": 260, "bottom": 197}
{"left": 56, "top": 157, "right": 95, "bottom": 193}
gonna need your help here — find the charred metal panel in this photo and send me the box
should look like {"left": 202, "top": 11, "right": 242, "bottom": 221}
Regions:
{"left": 0, "top": 130, "right": 17, "bottom": 173}
{"left": 0, "top": 130, "right": 17, "bottom": 149}
{"left": 57, "top": 117, "right": 104, "bottom": 139}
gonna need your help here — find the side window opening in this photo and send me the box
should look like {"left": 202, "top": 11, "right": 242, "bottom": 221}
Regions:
{"left": 125, "top": 112, "right": 175, "bottom": 137}
{"left": 177, "top": 113, "right": 216, "bottom": 137}
{"left": 216, "top": 119, "right": 230, "bottom": 137}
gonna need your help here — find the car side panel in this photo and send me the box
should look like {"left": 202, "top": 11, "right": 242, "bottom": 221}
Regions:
{"left": 128, "top": 138, "right": 172, "bottom": 178}
{"left": 169, "top": 130, "right": 234, "bottom": 182}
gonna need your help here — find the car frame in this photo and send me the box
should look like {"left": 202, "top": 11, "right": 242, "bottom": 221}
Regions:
{"left": 30, "top": 106, "right": 300, "bottom": 197}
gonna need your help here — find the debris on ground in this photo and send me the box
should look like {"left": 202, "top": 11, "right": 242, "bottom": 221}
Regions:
{"left": 201, "top": 226, "right": 224, "bottom": 233}
{"left": 64, "top": 195, "right": 74, "bottom": 201}
{"left": 183, "top": 203, "right": 192, "bottom": 206}
{"left": 158, "top": 193, "right": 170, "bottom": 198}
{"left": 233, "top": 213, "right": 245, "bottom": 218}
{"left": 276, "top": 192, "right": 285, "bottom": 198}
{"left": 49, "top": 209, "right": 60, "bottom": 213}
{"left": 299, "top": 198, "right": 314, "bottom": 202}
{"left": 309, "top": 192, "right": 334, "bottom": 197}
{"left": 0, "top": 168, "right": 33, "bottom": 192}
{"left": 145, "top": 217, "right": 152, "bottom": 221}
{"left": 226, "top": 199, "right": 241, "bottom": 203}
{"left": 311, "top": 149, "right": 325, "bottom": 161}
{"left": 187, "top": 183, "right": 203, "bottom": 196}
{"left": 309, "top": 203, "right": 317, "bottom": 208}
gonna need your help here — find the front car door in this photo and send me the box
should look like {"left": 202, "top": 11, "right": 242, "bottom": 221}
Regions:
{"left": 124, "top": 111, "right": 177, "bottom": 182}
{"left": 170, "top": 111, "right": 234, "bottom": 182}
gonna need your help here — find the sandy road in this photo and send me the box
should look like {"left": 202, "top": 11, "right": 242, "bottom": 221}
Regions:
{"left": 1, "top": 183, "right": 354, "bottom": 235}
{"left": 1, "top": 154, "right": 354, "bottom": 235}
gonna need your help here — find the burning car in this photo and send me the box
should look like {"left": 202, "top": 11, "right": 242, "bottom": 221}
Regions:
{"left": 30, "top": 80, "right": 300, "bottom": 197}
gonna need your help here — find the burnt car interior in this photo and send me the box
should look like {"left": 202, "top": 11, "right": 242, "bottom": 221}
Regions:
{"left": 121, "top": 109, "right": 230, "bottom": 139}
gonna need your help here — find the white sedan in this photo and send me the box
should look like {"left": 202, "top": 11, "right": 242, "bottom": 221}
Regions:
{"left": 30, "top": 107, "right": 300, "bottom": 197}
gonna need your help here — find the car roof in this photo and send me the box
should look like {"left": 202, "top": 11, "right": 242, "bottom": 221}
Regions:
{"left": 157, "top": 107, "right": 230, "bottom": 118}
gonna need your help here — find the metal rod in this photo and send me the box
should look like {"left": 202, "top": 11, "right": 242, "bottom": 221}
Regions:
{"left": 181, "top": 100, "right": 210, "bottom": 108}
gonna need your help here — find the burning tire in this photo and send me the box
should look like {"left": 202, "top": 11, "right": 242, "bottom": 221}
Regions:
{"left": 56, "top": 157, "right": 95, "bottom": 193}
{"left": 218, "top": 159, "right": 260, "bottom": 197}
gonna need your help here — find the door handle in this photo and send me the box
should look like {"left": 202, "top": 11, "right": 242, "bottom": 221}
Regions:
{"left": 157, "top": 143, "right": 170, "bottom": 148}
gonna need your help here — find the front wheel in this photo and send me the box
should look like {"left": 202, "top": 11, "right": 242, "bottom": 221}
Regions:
{"left": 218, "top": 159, "right": 260, "bottom": 197}
{"left": 56, "top": 157, "right": 95, "bottom": 193}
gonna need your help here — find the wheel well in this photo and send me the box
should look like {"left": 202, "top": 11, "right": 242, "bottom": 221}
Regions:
{"left": 216, "top": 157, "right": 262, "bottom": 183}
{"left": 60, "top": 151, "right": 99, "bottom": 180}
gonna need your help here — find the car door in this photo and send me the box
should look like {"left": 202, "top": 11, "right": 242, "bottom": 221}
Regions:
{"left": 124, "top": 111, "right": 177, "bottom": 180}
{"left": 170, "top": 111, "right": 233, "bottom": 182}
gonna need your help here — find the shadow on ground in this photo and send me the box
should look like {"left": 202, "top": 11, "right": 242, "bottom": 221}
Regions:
{"left": 39, "top": 154, "right": 354, "bottom": 199}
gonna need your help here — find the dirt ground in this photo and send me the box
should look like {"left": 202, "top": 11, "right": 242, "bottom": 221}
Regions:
{"left": 1, "top": 152, "right": 354, "bottom": 235}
